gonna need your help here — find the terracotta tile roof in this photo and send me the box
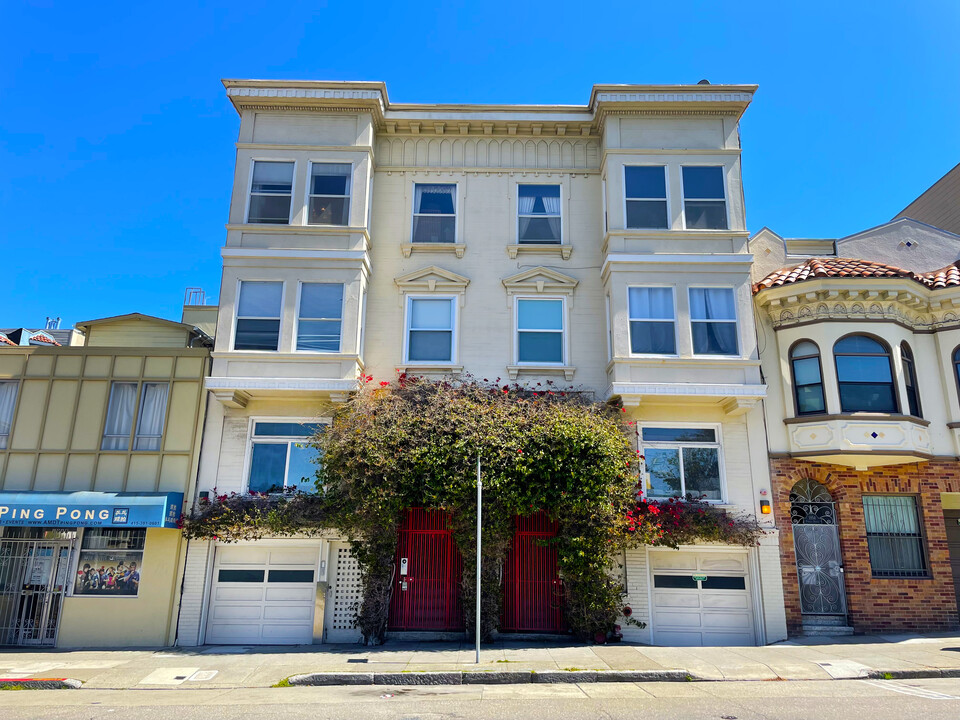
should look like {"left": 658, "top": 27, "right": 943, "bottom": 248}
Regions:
{"left": 754, "top": 257, "right": 960, "bottom": 293}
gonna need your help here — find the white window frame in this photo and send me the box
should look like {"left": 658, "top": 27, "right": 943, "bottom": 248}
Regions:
{"left": 516, "top": 182, "right": 563, "bottom": 244}
{"left": 679, "top": 165, "right": 729, "bottom": 231}
{"left": 403, "top": 294, "right": 458, "bottom": 365}
{"left": 623, "top": 165, "right": 670, "bottom": 231}
{"left": 101, "top": 380, "right": 170, "bottom": 452}
{"left": 639, "top": 422, "right": 726, "bottom": 503}
{"left": 232, "top": 279, "right": 286, "bottom": 352}
{"left": 627, "top": 285, "right": 678, "bottom": 358}
{"left": 0, "top": 380, "right": 19, "bottom": 450}
{"left": 293, "top": 281, "right": 345, "bottom": 354}
{"left": 410, "top": 182, "right": 459, "bottom": 244}
{"left": 303, "top": 160, "right": 353, "bottom": 227}
{"left": 688, "top": 286, "right": 740, "bottom": 357}
{"left": 242, "top": 417, "right": 328, "bottom": 494}
{"left": 513, "top": 296, "right": 567, "bottom": 366}
{"left": 244, "top": 158, "right": 296, "bottom": 225}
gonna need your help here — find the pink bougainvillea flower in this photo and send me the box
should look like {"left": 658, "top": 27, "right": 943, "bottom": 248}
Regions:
{"left": 379, "top": 381, "right": 390, "bottom": 387}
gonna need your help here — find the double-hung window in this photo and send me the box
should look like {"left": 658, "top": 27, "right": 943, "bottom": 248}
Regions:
{"left": 248, "top": 422, "right": 324, "bottom": 494}
{"left": 297, "top": 283, "right": 343, "bottom": 352}
{"left": 834, "top": 335, "right": 897, "bottom": 413}
{"left": 641, "top": 427, "right": 722, "bottom": 501}
{"left": 412, "top": 184, "right": 456, "bottom": 243}
{"left": 248, "top": 161, "right": 294, "bottom": 224}
{"left": 307, "top": 163, "right": 351, "bottom": 226}
{"left": 406, "top": 297, "right": 455, "bottom": 363}
{"left": 682, "top": 166, "right": 727, "bottom": 230}
{"left": 900, "top": 342, "right": 922, "bottom": 417}
{"left": 790, "top": 341, "right": 825, "bottom": 415}
{"left": 518, "top": 185, "right": 561, "bottom": 243}
{"left": 863, "top": 495, "right": 927, "bottom": 577}
{"left": 625, "top": 166, "right": 668, "bottom": 229}
{"left": 235, "top": 281, "right": 283, "bottom": 351}
{"left": 628, "top": 287, "right": 676, "bottom": 355}
{"left": 102, "top": 382, "right": 169, "bottom": 451}
{"left": 516, "top": 298, "right": 564, "bottom": 364}
{"left": 0, "top": 381, "right": 17, "bottom": 450}
{"left": 689, "top": 288, "right": 738, "bottom": 356}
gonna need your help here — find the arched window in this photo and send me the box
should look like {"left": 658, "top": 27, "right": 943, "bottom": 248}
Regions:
{"left": 900, "top": 342, "right": 921, "bottom": 418}
{"left": 954, "top": 347, "right": 960, "bottom": 407}
{"left": 790, "top": 341, "right": 825, "bottom": 415}
{"left": 833, "top": 335, "right": 898, "bottom": 413}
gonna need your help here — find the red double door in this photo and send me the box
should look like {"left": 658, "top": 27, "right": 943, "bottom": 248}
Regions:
{"left": 501, "top": 512, "right": 566, "bottom": 633}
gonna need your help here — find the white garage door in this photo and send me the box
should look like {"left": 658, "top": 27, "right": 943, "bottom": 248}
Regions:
{"left": 206, "top": 545, "right": 319, "bottom": 645}
{"left": 649, "top": 550, "right": 755, "bottom": 647}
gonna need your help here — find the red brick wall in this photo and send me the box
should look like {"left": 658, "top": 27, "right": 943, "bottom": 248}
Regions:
{"left": 771, "top": 458, "right": 960, "bottom": 635}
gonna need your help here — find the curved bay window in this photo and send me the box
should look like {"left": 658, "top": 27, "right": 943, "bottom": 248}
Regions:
{"left": 900, "top": 342, "right": 921, "bottom": 418}
{"left": 790, "top": 341, "right": 825, "bottom": 415}
{"left": 833, "top": 335, "right": 898, "bottom": 413}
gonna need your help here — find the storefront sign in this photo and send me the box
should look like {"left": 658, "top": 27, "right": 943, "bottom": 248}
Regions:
{"left": 0, "top": 492, "right": 183, "bottom": 528}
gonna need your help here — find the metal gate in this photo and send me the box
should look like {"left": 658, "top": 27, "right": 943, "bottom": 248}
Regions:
{"left": 790, "top": 477, "right": 847, "bottom": 616}
{"left": 388, "top": 509, "right": 463, "bottom": 631}
{"left": 501, "top": 512, "right": 565, "bottom": 633}
{"left": 0, "top": 538, "right": 74, "bottom": 646}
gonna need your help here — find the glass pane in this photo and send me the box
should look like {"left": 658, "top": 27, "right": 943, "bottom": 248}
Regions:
{"left": 268, "top": 570, "right": 315, "bottom": 582}
{"left": 835, "top": 335, "right": 886, "bottom": 354}
{"left": 689, "top": 288, "right": 735, "bottom": 320}
{"left": 102, "top": 382, "right": 137, "bottom": 450}
{"left": 234, "top": 319, "right": 280, "bottom": 351}
{"left": 218, "top": 569, "right": 265, "bottom": 583}
{"left": 518, "top": 299, "right": 562, "bottom": 330}
{"left": 414, "top": 184, "right": 456, "bottom": 214}
{"left": 625, "top": 166, "right": 666, "bottom": 199}
{"left": 630, "top": 321, "right": 676, "bottom": 354}
{"left": 796, "top": 384, "right": 826, "bottom": 415}
{"left": 835, "top": 356, "right": 892, "bottom": 383}
{"left": 682, "top": 447, "right": 721, "bottom": 500}
{"left": 653, "top": 575, "right": 697, "bottom": 589}
{"left": 297, "top": 319, "right": 341, "bottom": 352}
{"left": 412, "top": 215, "right": 456, "bottom": 243}
{"left": 629, "top": 287, "right": 674, "bottom": 320}
{"left": 251, "top": 161, "right": 293, "bottom": 192}
{"left": 625, "top": 200, "right": 668, "bottom": 229}
{"left": 411, "top": 299, "right": 452, "bottom": 329}
{"left": 791, "top": 341, "right": 819, "bottom": 358}
{"left": 518, "top": 184, "right": 561, "bottom": 209}
{"left": 310, "top": 163, "right": 351, "bottom": 194}
{"left": 691, "top": 322, "right": 738, "bottom": 355}
{"left": 287, "top": 442, "right": 318, "bottom": 492}
{"left": 701, "top": 576, "right": 746, "bottom": 590}
{"left": 518, "top": 216, "right": 561, "bottom": 242}
{"left": 643, "top": 427, "right": 716, "bottom": 443}
{"left": 133, "top": 382, "right": 169, "bottom": 451}
{"left": 254, "top": 422, "right": 324, "bottom": 438}
{"left": 308, "top": 196, "right": 349, "bottom": 225}
{"left": 408, "top": 330, "right": 452, "bottom": 362}
{"left": 82, "top": 528, "right": 146, "bottom": 550}
{"left": 682, "top": 166, "right": 724, "bottom": 199}
{"left": 684, "top": 200, "right": 728, "bottom": 229}
{"left": 248, "top": 443, "right": 288, "bottom": 493}
{"left": 838, "top": 383, "right": 898, "bottom": 413}
{"left": 0, "top": 382, "right": 17, "bottom": 437}
{"left": 792, "top": 357, "right": 822, "bottom": 386}
{"left": 248, "top": 194, "right": 291, "bottom": 224}
{"left": 863, "top": 496, "right": 920, "bottom": 534}
{"left": 299, "top": 283, "right": 343, "bottom": 320}
{"left": 518, "top": 332, "right": 563, "bottom": 363}
{"left": 238, "top": 281, "right": 282, "bottom": 318}
{"left": 867, "top": 536, "right": 926, "bottom": 576}
{"left": 645, "top": 447, "right": 682, "bottom": 497}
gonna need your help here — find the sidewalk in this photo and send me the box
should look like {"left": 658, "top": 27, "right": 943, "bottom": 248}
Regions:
{"left": 2, "top": 633, "right": 960, "bottom": 689}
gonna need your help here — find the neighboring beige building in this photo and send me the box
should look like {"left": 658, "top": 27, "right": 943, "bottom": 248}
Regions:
{"left": 0, "top": 313, "right": 211, "bottom": 647}
{"left": 177, "top": 79, "right": 787, "bottom": 648}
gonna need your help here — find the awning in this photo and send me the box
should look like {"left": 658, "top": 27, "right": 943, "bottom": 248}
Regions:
{"left": 0, "top": 492, "right": 184, "bottom": 529}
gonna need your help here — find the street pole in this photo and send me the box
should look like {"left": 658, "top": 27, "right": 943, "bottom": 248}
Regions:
{"left": 475, "top": 453, "right": 481, "bottom": 664}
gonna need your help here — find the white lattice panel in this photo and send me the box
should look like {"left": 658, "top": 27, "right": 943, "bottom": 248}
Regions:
{"left": 325, "top": 546, "right": 362, "bottom": 642}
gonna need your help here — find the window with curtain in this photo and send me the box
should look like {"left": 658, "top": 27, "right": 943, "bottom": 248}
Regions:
{"left": 297, "top": 283, "right": 343, "bottom": 352}
{"left": 406, "top": 297, "right": 455, "bottom": 363}
{"left": 133, "top": 383, "right": 169, "bottom": 450}
{"left": 412, "top": 184, "right": 456, "bottom": 243}
{"left": 248, "top": 161, "right": 294, "bottom": 224}
{"left": 516, "top": 298, "right": 564, "bottom": 364}
{"left": 900, "top": 342, "right": 921, "bottom": 417}
{"left": 308, "top": 163, "right": 351, "bottom": 225}
{"left": 235, "top": 281, "right": 283, "bottom": 351}
{"left": 518, "top": 185, "right": 561, "bottom": 243}
{"left": 248, "top": 422, "right": 324, "bottom": 493}
{"left": 641, "top": 427, "right": 722, "bottom": 501}
{"left": 682, "top": 166, "right": 727, "bottom": 230}
{"left": 790, "top": 341, "right": 825, "bottom": 415}
{"left": 863, "top": 495, "right": 927, "bottom": 577}
{"left": 102, "top": 382, "right": 138, "bottom": 450}
{"left": 834, "top": 335, "right": 898, "bottom": 413}
{"left": 628, "top": 287, "right": 676, "bottom": 354}
{"left": 625, "top": 166, "right": 668, "bottom": 229}
{"left": 0, "top": 381, "right": 17, "bottom": 450}
{"left": 102, "top": 382, "right": 169, "bottom": 451}
{"left": 689, "top": 288, "right": 738, "bottom": 355}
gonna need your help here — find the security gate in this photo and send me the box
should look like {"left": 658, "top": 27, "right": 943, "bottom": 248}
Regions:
{"left": 501, "top": 512, "right": 565, "bottom": 633}
{"left": 0, "top": 538, "right": 74, "bottom": 646}
{"left": 790, "top": 477, "right": 847, "bottom": 616}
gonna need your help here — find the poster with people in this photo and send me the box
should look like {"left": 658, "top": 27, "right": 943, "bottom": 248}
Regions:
{"left": 73, "top": 551, "right": 143, "bottom": 596}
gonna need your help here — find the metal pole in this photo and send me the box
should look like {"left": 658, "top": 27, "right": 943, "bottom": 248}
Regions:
{"left": 475, "top": 454, "right": 482, "bottom": 664}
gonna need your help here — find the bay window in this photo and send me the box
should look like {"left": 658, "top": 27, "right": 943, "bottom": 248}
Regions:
{"left": 834, "top": 335, "right": 897, "bottom": 413}
{"left": 790, "top": 341, "right": 825, "bottom": 415}
{"left": 235, "top": 281, "right": 282, "bottom": 351}
{"left": 682, "top": 166, "right": 727, "bottom": 230}
{"left": 628, "top": 287, "right": 676, "bottom": 355}
{"left": 689, "top": 287, "right": 738, "bottom": 356}
{"left": 248, "top": 161, "right": 294, "bottom": 224}
{"left": 625, "top": 166, "right": 668, "bottom": 229}
{"left": 308, "top": 163, "right": 351, "bottom": 226}
{"left": 297, "top": 283, "right": 343, "bottom": 352}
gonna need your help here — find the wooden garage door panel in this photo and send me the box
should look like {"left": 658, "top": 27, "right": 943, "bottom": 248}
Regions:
{"left": 264, "top": 586, "right": 314, "bottom": 602}
{"left": 650, "top": 553, "right": 698, "bottom": 571}
{"left": 210, "top": 605, "right": 264, "bottom": 621}
{"left": 703, "top": 630, "right": 754, "bottom": 645}
{"left": 653, "top": 591, "right": 701, "bottom": 608}
{"left": 702, "top": 593, "right": 751, "bottom": 610}
{"left": 207, "top": 623, "right": 264, "bottom": 643}
{"left": 214, "top": 586, "right": 266, "bottom": 602}
{"left": 699, "top": 555, "right": 747, "bottom": 572}
{"left": 264, "top": 605, "right": 313, "bottom": 621}
{"left": 654, "top": 630, "right": 704, "bottom": 647}
{"left": 260, "top": 624, "right": 313, "bottom": 643}
{"left": 218, "top": 547, "right": 270, "bottom": 565}
{"left": 655, "top": 611, "right": 703, "bottom": 628}
{"left": 703, "top": 612, "right": 752, "bottom": 630}
{"left": 268, "top": 548, "right": 319, "bottom": 565}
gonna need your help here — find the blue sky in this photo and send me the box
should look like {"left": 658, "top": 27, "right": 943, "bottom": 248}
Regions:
{"left": 2, "top": 1, "right": 959, "bottom": 328}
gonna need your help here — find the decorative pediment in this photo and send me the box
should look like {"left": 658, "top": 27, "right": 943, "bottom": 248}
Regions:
{"left": 501, "top": 267, "right": 579, "bottom": 307}
{"left": 394, "top": 266, "right": 470, "bottom": 295}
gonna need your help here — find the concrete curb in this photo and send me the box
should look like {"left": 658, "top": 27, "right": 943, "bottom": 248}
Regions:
{"left": 0, "top": 678, "right": 82, "bottom": 690}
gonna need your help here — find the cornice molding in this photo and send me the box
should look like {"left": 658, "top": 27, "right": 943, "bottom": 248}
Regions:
{"left": 394, "top": 265, "right": 470, "bottom": 301}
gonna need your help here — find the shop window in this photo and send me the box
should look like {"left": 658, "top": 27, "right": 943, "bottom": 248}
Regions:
{"left": 833, "top": 335, "right": 898, "bottom": 413}
{"left": 74, "top": 529, "right": 146, "bottom": 596}
{"left": 790, "top": 341, "right": 825, "bottom": 415}
{"left": 0, "top": 381, "right": 18, "bottom": 450}
{"left": 641, "top": 426, "right": 722, "bottom": 501}
{"left": 248, "top": 421, "right": 324, "bottom": 494}
{"left": 101, "top": 382, "right": 169, "bottom": 451}
{"left": 863, "top": 495, "right": 927, "bottom": 577}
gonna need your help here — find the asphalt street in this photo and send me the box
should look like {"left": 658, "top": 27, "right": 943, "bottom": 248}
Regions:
{"left": 1, "top": 678, "right": 960, "bottom": 720}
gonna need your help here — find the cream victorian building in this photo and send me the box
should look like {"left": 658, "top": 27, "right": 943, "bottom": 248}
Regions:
{"left": 176, "top": 79, "right": 787, "bottom": 648}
